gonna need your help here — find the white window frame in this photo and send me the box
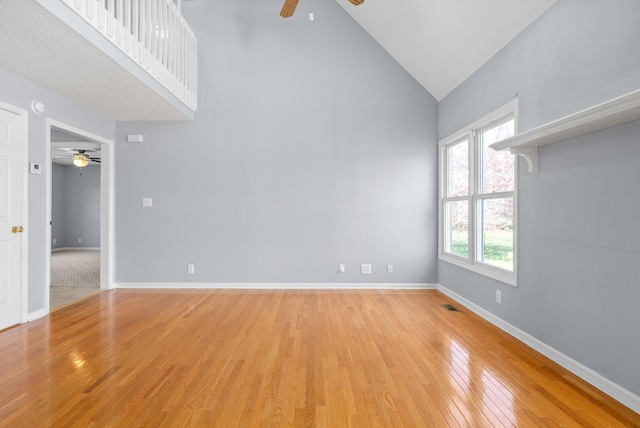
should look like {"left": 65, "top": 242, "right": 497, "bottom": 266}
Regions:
{"left": 438, "top": 100, "right": 519, "bottom": 286}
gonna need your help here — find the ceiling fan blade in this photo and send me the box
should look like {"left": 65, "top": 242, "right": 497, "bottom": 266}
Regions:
{"left": 348, "top": 0, "right": 364, "bottom": 5}
{"left": 280, "top": 0, "right": 299, "bottom": 17}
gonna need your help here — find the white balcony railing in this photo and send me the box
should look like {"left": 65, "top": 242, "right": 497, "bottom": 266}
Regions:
{"left": 62, "top": 0, "right": 197, "bottom": 112}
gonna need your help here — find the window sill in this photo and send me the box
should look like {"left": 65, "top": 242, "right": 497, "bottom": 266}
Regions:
{"left": 439, "top": 254, "right": 517, "bottom": 287}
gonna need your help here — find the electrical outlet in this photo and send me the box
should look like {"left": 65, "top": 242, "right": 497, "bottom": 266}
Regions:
{"left": 78, "top": 238, "right": 82, "bottom": 243}
{"left": 338, "top": 264, "right": 345, "bottom": 273}
{"left": 188, "top": 264, "right": 195, "bottom": 274}
{"left": 387, "top": 264, "right": 393, "bottom": 274}
{"left": 361, "top": 264, "right": 372, "bottom": 274}
{"left": 52, "top": 238, "right": 56, "bottom": 245}
{"left": 496, "top": 290, "right": 502, "bottom": 304}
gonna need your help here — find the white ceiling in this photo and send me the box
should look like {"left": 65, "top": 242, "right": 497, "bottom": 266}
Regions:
{"left": 336, "top": 0, "right": 558, "bottom": 101}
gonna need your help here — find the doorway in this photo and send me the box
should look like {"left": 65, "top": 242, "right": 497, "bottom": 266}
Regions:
{"left": 46, "top": 120, "right": 114, "bottom": 312}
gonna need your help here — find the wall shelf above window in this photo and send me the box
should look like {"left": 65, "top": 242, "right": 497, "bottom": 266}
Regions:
{"left": 490, "top": 89, "right": 640, "bottom": 173}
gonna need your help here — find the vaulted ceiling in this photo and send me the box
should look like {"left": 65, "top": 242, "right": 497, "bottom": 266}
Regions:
{"left": 336, "top": 0, "right": 558, "bottom": 100}
{"left": 0, "top": 0, "right": 559, "bottom": 120}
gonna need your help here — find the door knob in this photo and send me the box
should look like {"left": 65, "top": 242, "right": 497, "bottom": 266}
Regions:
{"left": 11, "top": 226, "right": 24, "bottom": 234}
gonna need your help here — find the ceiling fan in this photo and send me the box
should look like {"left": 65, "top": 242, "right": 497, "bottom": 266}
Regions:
{"left": 72, "top": 150, "right": 101, "bottom": 168}
{"left": 53, "top": 148, "right": 101, "bottom": 168}
{"left": 281, "top": 0, "right": 364, "bottom": 18}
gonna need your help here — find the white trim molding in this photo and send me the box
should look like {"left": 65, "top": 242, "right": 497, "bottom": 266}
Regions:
{"left": 437, "top": 284, "right": 640, "bottom": 414}
{"left": 27, "top": 308, "right": 47, "bottom": 322}
{"left": 116, "top": 283, "right": 438, "bottom": 290}
{"left": 46, "top": 118, "right": 116, "bottom": 320}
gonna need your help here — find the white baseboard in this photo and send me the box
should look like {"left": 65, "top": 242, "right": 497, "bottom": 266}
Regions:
{"left": 52, "top": 247, "right": 100, "bottom": 252}
{"left": 116, "top": 282, "right": 438, "bottom": 290}
{"left": 27, "top": 308, "right": 47, "bottom": 322}
{"left": 437, "top": 284, "right": 640, "bottom": 414}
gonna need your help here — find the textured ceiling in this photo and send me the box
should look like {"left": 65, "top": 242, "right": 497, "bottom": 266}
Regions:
{"left": 336, "top": 0, "right": 558, "bottom": 101}
{"left": 0, "top": 0, "right": 191, "bottom": 121}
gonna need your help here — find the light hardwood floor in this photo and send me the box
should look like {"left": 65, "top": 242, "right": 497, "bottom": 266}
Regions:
{"left": 0, "top": 289, "right": 638, "bottom": 427}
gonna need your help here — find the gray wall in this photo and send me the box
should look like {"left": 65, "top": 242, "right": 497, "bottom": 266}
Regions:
{"left": 52, "top": 163, "right": 101, "bottom": 249}
{"left": 438, "top": 0, "right": 640, "bottom": 396}
{"left": 0, "top": 67, "right": 114, "bottom": 313}
{"left": 115, "top": 0, "right": 439, "bottom": 284}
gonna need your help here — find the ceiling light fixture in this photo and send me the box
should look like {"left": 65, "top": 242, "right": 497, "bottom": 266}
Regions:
{"left": 73, "top": 153, "right": 90, "bottom": 168}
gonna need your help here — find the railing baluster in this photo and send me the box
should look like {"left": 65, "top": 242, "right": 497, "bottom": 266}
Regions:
{"left": 97, "top": 0, "right": 105, "bottom": 30}
{"left": 150, "top": 0, "right": 156, "bottom": 76}
{"left": 106, "top": 0, "right": 115, "bottom": 39}
{"left": 116, "top": 0, "right": 123, "bottom": 46}
{"left": 159, "top": 0, "right": 165, "bottom": 81}
{"left": 124, "top": 0, "right": 131, "bottom": 52}
{"left": 140, "top": 0, "right": 147, "bottom": 69}
{"left": 132, "top": 0, "right": 139, "bottom": 60}
{"left": 86, "top": 0, "right": 95, "bottom": 22}
{"left": 170, "top": 8, "right": 176, "bottom": 91}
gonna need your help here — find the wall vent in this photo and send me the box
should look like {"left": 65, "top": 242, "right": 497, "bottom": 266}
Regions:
{"left": 441, "top": 303, "right": 460, "bottom": 312}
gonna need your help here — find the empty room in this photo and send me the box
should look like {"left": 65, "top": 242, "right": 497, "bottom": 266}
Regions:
{"left": 1, "top": 0, "right": 639, "bottom": 426}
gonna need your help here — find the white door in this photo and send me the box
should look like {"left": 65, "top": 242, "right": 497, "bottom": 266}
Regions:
{"left": 0, "top": 108, "right": 23, "bottom": 329}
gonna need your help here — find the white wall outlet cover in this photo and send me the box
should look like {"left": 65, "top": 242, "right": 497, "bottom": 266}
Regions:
{"left": 361, "top": 264, "right": 372, "bottom": 274}
{"left": 142, "top": 197, "right": 153, "bottom": 207}
{"left": 127, "top": 134, "right": 143, "bottom": 143}
{"left": 338, "top": 264, "right": 345, "bottom": 273}
{"left": 387, "top": 264, "right": 394, "bottom": 274}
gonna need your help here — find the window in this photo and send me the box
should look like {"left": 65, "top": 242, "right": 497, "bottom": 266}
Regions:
{"left": 439, "top": 101, "right": 517, "bottom": 285}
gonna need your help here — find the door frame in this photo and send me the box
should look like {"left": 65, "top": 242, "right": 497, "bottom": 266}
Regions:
{"left": 0, "top": 100, "right": 29, "bottom": 325}
{"left": 45, "top": 119, "right": 114, "bottom": 312}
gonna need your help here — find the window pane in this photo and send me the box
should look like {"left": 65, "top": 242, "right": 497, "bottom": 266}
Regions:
{"left": 480, "top": 119, "right": 515, "bottom": 194}
{"left": 447, "top": 140, "right": 468, "bottom": 197}
{"left": 477, "top": 198, "right": 513, "bottom": 271}
{"left": 445, "top": 200, "right": 468, "bottom": 258}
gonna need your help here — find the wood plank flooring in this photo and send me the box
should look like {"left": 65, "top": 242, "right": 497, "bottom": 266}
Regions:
{"left": 0, "top": 289, "right": 638, "bottom": 427}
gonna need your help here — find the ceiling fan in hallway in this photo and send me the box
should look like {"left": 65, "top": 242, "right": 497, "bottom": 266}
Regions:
{"left": 280, "top": 0, "right": 364, "bottom": 18}
{"left": 53, "top": 148, "right": 101, "bottom": 168}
